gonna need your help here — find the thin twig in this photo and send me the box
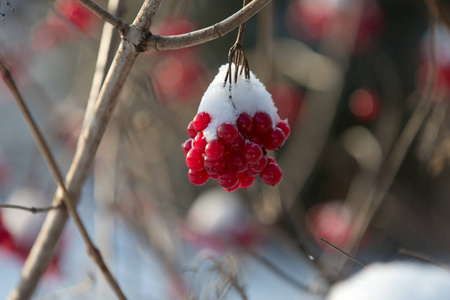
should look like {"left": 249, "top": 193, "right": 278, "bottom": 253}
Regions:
{"left": 398, "top": 248, "right": 450, "bottom": 271}
{"left": 0, "top": 56, "right": 127, "bottom": 300}
{"left": 0, "top": 204, "right": 62, "bottom": 213}
{"left": 147, "top": 0, "right": 272, "bottom": 51}
{"left": 77, "top": 0, "right": 129, "bottom": 33}
{"left": 320, "top": 238, "right": 367, "bottom": 267}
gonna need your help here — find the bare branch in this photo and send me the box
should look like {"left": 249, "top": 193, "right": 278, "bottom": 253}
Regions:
{"left": 147, "top": 0, "right": 272, "bottom": 51}
{"left": 0, "top": 55, "right": 127, "bottom": 299}
{"left": 0, "top": 204, "right": 62, "bottom": 213}
{"left": 7, "top": 1, "right": 164, "bottom": 299}
{"left": 77, "top": 0, "right": 129, "bottom": 33}
{"left": 82, "top": 0, "right": 125, "bottom": 131}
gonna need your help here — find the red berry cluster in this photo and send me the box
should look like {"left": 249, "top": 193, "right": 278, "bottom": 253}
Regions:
{"left": 182, "top": 111, "right": 290, "bottom": 191}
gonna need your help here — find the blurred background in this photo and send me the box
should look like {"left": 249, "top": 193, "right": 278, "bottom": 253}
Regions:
{"left": 1, "top": 0, "right": 449, "bottom": 299}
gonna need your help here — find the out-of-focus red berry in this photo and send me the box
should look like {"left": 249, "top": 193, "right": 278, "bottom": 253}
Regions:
{"left": 349, "top": 88, "right": 380, "bottom": 123}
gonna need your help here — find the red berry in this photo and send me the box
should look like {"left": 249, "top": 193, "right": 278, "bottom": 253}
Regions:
{"left": 217, "top": 123, "right": 239, "bottom": 144}
{"left": 186, "top": 149, "right": 204, "bottom": 171}
{"left": 227, "top": 132, "right": 245, "bottom": 152}
{"left": 253, "top": 112, "right": 273, "bottom": 133}
{"left": 264, "top": 128, "right": 286, "bottom": 150}
{"left": 239, "top": 173, "right": 256, "bottom": 189}
{"left": 188, "top": 169, "right": 209, "bottom": 185}
{"left": 208, "top": 172, "right": 219, "bottom": 180}
{"left": 243, "top": 142, "right": 263, "bottom": 164}
{"left": 260, "top": 163, "right": 283, "bottom": 186}
{"left": 249, "top": 132, "right": 265, "bottom": 147}
{"left": 225, "top": 152, "right": 247, "bottom": 173}
{"left": 237, "top": 112, "right": 253, "bottom": 133}
{"left": 181, "top": 139, "right": 193, "bottom": 156}
{"left": 248, "top": 156, "right": 268, "bottom": 173}
{"left": 245, "top": 168, "right": 260, "bottom": 177}
{"left": 193, "top": 112, "right": 211, "bottom": 132}
{"left": 193, "top": 132, "right": 207, "bottom": 152}
{"left": 276, "top": 120, "right": 291, "bottom": 138}
{"left": 349, "top": 89, "right": 380, "bottom": 122}
{"left": 268, "top": 157, "right": 277, "bottom": 165}
{"left": 218, "top": 169, "right": 239, "bottom": 189}
{"left": 204, "top": 156, "right": 226, "bottom": 174}
{"left": 187, "top": 121, "right": 197, "bottom": 138}
{"left": 205, "top": 140, "right": 225, "bottom": 160}
{"left": 224, "top": 181, "right": 240, "bottom": 192}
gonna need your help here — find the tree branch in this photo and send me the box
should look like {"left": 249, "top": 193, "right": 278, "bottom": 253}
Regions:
{"left": 0, "top": 54, "right": 127, "bottom": 299}
{"left": 7, "top": 1, "right": 165, "bottom": 298}
{"left": 0, "top": 204, "right": 62, "bottom": 213}
{"left": 146, "top": 0, "right": 272, "bottom": 51}
{"left": 77, "top": 0, "right": 129, "bottom": 33}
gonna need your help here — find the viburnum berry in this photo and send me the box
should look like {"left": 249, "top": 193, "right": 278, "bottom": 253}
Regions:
{"left": 260, "top": 162, "right": 283, "bottom": 186}
{"left": 264, "top": 128, "right": 286, "bottom": 150}
{"left": 276, "top": 120, "right": 291, "bottom": 138}
{"left": 187, "top": 121, "right": 197, "bottom": 138}
{"left": 183, "top": 64, "right": 290, "bottom": 191}
{"left": 204, "top": 156, "right": 227, "bottom": 174}
{"left": 253, "top": 112, "right": 273, "bottom": 133}
{"left": 181, "top": 139, "right": 193, "bottom": 156}
{"left": 248, "top": 156, "right": 268, "bottom": 173}
{"left": 188, "top": 169, "right": 209, "bottom": 186}
{"left": 243, "top": 142, "right": 263, "bottom": 164}
{"left": 226, "top": 132, "right": 245, "bottom": 152}
{"left": 193, "top": 112, "right": 211, "bottom": 132}
{"left": 248, "top": 132, "right": 265, "bottom": 147}
{"left": 186, "top": 149, "right": 204, "bottom": 171}
{"left": 226, "top": 181, "right": 240, "bottom": 192}
{"left": 237, "top": 112, "right": 253, "bottom": 133}
{"left": 217, "top": 123, "right": 239, "bottom": 145}
{"left": 218, "top": 169, "right": 240, "bottom": 189}
{"left": 193, "top": 132, "right": 207, "bottom": 152}
{"left": 205, "top": 140, "right": 225, "bottom": 160}
{"left": 225, "top": 152, "right": 247, "bottom": 173}
{"left": 239, "top": 173, "right": 256, "bottom": 189}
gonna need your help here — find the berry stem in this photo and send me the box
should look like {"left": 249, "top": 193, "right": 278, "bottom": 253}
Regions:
{"left": 224, "top": 0, "right": 251, "bottom": 85}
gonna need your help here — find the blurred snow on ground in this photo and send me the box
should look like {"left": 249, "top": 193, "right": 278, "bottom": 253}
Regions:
{"left": 327, "top": 261, "right": 450, "bottom": 300}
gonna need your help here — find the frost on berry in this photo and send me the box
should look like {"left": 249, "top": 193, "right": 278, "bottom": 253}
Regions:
{"left": 183, "top": 64, "right": 290, "bottom": 191}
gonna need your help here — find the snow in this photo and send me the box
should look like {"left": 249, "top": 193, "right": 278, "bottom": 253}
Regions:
{"left": 3, "top": 187, "right": 47, "bottom": 247}
{"left": 326, "top": 261, "right": 450, "bottom": 300}
{"left": 198, "top": 64, "right": 280, "bottom": 142}
{"left": 421, "top": 24, "right": 450, "bottom": 65}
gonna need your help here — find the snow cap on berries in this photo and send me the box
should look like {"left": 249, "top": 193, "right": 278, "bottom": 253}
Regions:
{"left": 198, "top": 64, "right": 281, "bottom": 142}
